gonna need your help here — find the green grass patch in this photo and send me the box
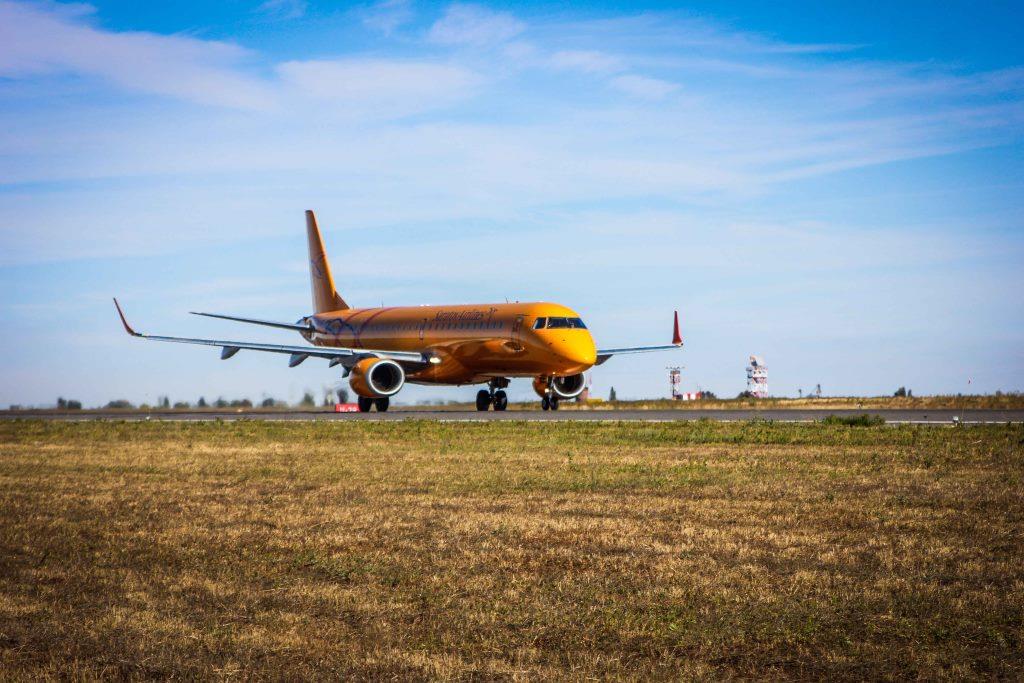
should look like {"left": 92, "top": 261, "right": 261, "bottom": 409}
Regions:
{"left": 821, "top": 413, "right": 887, "bottom": 426}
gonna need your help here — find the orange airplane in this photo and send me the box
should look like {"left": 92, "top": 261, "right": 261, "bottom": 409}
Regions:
{"left": 114, "top": 211, "right": 682, "bottom": 412}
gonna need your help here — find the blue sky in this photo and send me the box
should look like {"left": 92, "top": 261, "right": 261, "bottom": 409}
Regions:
{"left": 1, "top": 0, "right": 1022, "bottom": 407}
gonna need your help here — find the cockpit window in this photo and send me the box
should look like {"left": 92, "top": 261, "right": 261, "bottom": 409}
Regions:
{"left": 539, "top": 316, "right": 587, "bottom": 329}
{"left": 533, "top": 317, "right": 547, "bottom": 329}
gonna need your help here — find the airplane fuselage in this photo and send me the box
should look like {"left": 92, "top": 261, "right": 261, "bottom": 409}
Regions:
{"left": 305, "top": 302, "right": 597, "bottom": 384}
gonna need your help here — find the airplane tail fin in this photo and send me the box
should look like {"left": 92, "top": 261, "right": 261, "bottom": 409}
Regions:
{"left": 305, "top": 210, "right": 349, "bottom": 314}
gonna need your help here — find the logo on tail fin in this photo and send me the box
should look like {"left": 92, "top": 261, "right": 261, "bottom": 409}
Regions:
{"left": 310, "top": 254, "right": 327, "bottom": 280}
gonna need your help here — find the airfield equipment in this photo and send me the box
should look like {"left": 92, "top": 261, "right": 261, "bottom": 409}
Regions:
{"left": 668, "top": 366, "right": 682, "bottom": 399}
{"left": 746, "top": 356, "right": 768, "bottom": 398}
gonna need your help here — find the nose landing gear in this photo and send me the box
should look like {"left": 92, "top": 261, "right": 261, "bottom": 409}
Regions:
{"left": 541, "top": 395, "right": 559, "bottom": 411}
{"left": 476, "top": 378, "right": 510, "bottom": 411}
{"left": 535, "top": 376, "right": 561, "bottom": 411}
{"left": 357, "top": 396, "right": 389, "bottom": 412}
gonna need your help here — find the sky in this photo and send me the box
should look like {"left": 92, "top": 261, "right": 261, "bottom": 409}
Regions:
{"left": 1, "top": 0, "right": 1022, "bottom": 407}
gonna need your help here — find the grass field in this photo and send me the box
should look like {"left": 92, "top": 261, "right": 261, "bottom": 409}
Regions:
{"left": 1, "top": 420, "right": 1021, "bottom": 679}
{"left": 8, "top": 392, "right": 1024, "bottom": 415}
{"left": 580, "top": 393, "right": 1024, "bottom": 411}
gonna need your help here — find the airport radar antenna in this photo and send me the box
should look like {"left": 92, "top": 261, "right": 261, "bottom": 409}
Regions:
{"left": 746, "top": 355, "right": 768, "bottom": 398}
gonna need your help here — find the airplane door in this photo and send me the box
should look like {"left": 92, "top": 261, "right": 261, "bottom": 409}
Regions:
{"left": 419, "top": 318, "right": 426, "bottom": 341}
{"left": 511, "top": 315, "right": 524, "bottom": 345}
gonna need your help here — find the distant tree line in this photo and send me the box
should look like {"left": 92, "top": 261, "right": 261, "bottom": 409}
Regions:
{"left": 88, "top": 388, "right": 350, "bottom": 410}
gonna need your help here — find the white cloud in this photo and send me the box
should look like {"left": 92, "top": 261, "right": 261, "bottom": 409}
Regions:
{"left": 358, "top": 0, "right": 415, "bottom": 35}
{"left": 549, "top": 50, "right": 624, "bottom": 74}
{"left": 561, "top": 13, "right": 859, "bottom": 57}
{"left": 609, "top": 74, "right": 678, "bottom": 99}
{"left": 0, "top": 0, "right": 274, "bottom": 109}
{"left": 0, "top": 0, "right": 1022, "bottom": 266}
{"left": 428, "top": 3, "right": 525, "bottom": 46}
{"left": 501, "top": 40, "right": 539, "bottom": 63}
{"left": 277, "top": 59, "right": 481, "bottom": 116}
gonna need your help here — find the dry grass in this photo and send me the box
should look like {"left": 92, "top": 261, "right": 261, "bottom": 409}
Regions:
{"left": 7, "top": 392, "right": 1024, "bottom": 416}
{"left": 568, "top": 394, "right": 1024, "bottom": 411}
{"left": 1, "top": 420, "right": 1021, "bottom": 680}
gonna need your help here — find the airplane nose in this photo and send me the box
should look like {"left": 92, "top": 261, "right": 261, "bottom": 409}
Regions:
{"left": 558, "top": 334, "right": 597, "bottom": 367}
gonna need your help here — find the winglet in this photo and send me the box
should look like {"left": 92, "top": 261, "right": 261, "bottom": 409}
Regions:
{"left": 671, "top": 310, "right": 682, "bottom": 346}
{"left": 113, "top": 298, "right": 141, "bottom": 337}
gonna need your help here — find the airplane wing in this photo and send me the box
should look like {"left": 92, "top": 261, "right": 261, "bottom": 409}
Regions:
{"left": 189, "top": 311, "right": 313, "bottom": 332}
{"left": 595, "top": 311, "right": 683, "bottom": 365}
{"left": 114, "top": 299, "right": 429, "bottom": 368}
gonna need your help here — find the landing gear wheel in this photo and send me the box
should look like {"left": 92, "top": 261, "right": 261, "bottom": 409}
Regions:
{"left": 357, "top": 396, "right": 374, "bottom": 413}
{"left": 493, "top": 391, "right": 508, "bottom": 411}
{"left": 476, "top": 389, "right": 491, "bottom": 411}
{"left": 374, "top": 397, "right": 390, "bottom": 412}
{"left": 541, "top": 396, "right": 550, "bottom": 411}
{"left": 549, "top": 396, "right": 559, "bottom": 411}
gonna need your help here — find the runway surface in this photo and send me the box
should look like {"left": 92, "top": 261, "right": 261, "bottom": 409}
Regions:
{"left": 4, "top": 409, "right": 1022, "bottom": 424}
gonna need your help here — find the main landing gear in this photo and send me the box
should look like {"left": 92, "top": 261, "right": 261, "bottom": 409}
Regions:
{"left": 476, "top": 378, "right": 509, "bottom": 411}
{"left": 357, "top": 396, "right": 389, "bottom": 412}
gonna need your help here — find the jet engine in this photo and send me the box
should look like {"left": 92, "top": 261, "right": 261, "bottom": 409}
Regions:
{"left": 349, "top": 358, "right": 405, "bottom": 398}
{"left": 532, "top": 373, "right": 587, "bottom": 399}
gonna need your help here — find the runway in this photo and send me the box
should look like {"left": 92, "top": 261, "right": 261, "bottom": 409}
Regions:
{"left": 5, "top": 409, "right": 1022, "bottom": 424}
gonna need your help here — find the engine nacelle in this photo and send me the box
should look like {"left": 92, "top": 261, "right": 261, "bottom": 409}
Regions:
{"left": 533, "top": 373, "right": 587, "bottom": 399}
{"left": 349, "top": 358, "right": 405, "bottom": 398}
